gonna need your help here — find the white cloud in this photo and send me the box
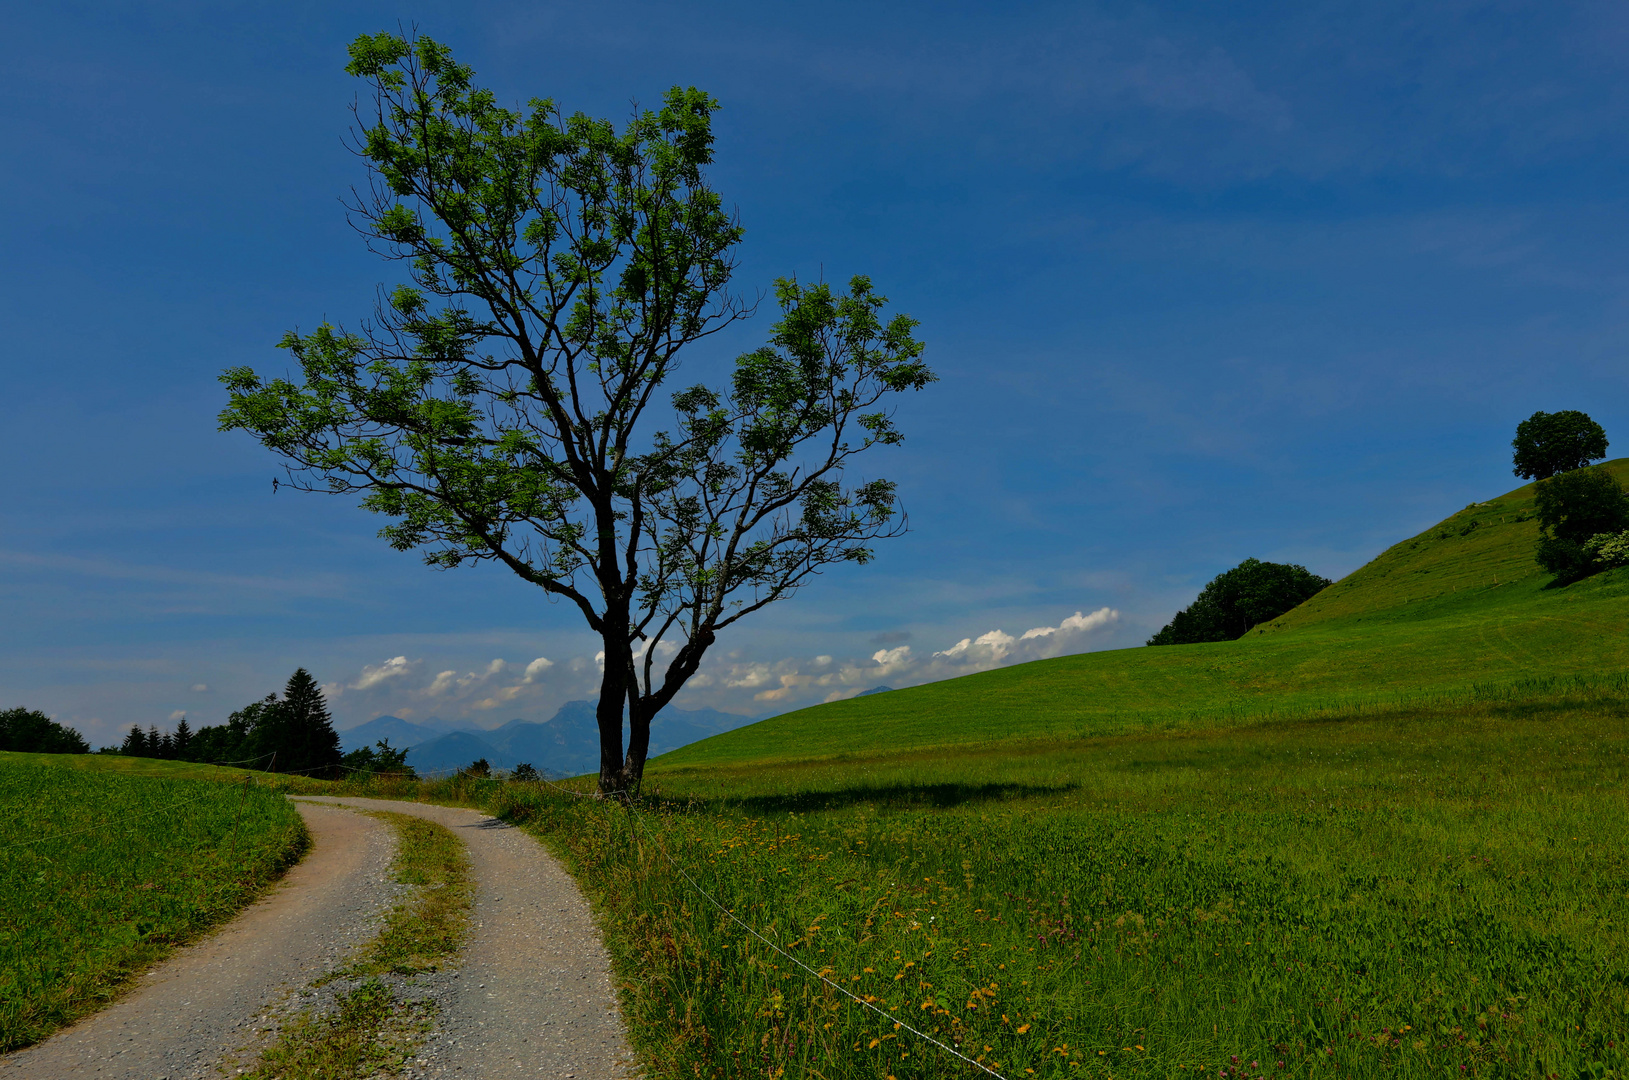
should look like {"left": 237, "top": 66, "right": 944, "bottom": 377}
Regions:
{"left": 686, "top": 607, "right": 1121, "bottom": 712}
{"left": 334, "top": 650, "right": 582, "bottom": 722}
{"left": 352, "top": 655, "right": 417, "bottom": 691}
{"left": 871, "top": 645, "right": 913, "bottom": 674}
{"left": 933, "top": 629, "right": 1017, "bottom": 666}
{"left": 189, "top": 683, "right": 209, "bottom": 693}
{"left": 168, "top": 710, "right": 186, "bottom": 722}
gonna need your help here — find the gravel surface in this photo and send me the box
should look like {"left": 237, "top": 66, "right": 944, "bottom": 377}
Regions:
{"left": 0, "top": 802, "right": 402, "bottom": 1080}
{"left": 295, "top": 796, "right": 635, "bottom": 1080}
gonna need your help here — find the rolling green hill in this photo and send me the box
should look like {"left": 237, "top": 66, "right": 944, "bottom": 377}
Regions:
{"left": 654, "top": 459, "right": 1629, "bottom": 769}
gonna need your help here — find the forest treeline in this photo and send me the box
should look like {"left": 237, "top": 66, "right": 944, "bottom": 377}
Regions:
{"left": 116, "top": 668, "right": 358, "bottom": 778}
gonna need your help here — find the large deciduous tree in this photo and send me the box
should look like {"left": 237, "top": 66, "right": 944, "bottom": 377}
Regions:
{"left": 219, "top": 33, "right": 933, "bottom": 793}
{"left": 1512, "top": 410, "right": 1608, "bottom": 480}
{"left": 1534, "top": 465, "right": 1629, "bottom": 582}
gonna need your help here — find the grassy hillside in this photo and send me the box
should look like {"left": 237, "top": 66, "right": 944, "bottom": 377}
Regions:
{"left": 656, "top": 459, "right": 1629, "bottom": 769}
{"left": 0, "top": 752, "right": 307, "bottom": 1050}
{"left": 1258, "top": 456, "right": 1629, "bottom": 632}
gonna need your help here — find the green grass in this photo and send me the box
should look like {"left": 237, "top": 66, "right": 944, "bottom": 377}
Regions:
{"left": 0, "top": 752, "right": 308, "bottom": 1051}
{"left": 660, "top": 460, "right": 1629, "bottom": 768}
{"left": 246, "top": 978, "right": 433, "bottom": 1080}
{"left": 339, "top": 811, "right": 473, "bottom": 977}
{"left": 485, "top": 699, "right": 1629, "bottom": 1080}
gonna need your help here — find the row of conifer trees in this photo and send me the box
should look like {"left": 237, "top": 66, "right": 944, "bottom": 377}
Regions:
{"left": 118, "top": 668, "right": 345, "bottom": 778}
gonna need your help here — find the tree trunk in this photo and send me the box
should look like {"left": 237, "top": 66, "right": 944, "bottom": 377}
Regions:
{"left": 596, "top": 629, "right": 633, "bottom": 794}
{"left": 624, "top": 697, "right": 653, "bottom": 793}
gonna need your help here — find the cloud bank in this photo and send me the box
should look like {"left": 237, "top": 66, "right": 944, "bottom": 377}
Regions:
{"left": 691, "top": 607, "right": 1120, "bottom": 706}
{"left": 318, "top": 608, "right": 1118, "bottom": 727}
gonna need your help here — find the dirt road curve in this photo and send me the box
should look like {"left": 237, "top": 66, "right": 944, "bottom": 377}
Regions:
{"left": 1, "top": 802, "right": 400, "bottom": 1079}
{"left": 2, "top": 796, "right": 633, "bottom": 1080}
{"left": 298, "top": 796, "right": 633, "bottom": 1079}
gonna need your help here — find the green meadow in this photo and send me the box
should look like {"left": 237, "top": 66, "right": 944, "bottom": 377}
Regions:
{"left": 445, "top": 462, "right": 1629, "bottom": 1080}
{"left": 660, "top": 459, "right": 1629, "bottom": 767}
{"left": 0, "top": 755, "right": 308, "bottom": 1051}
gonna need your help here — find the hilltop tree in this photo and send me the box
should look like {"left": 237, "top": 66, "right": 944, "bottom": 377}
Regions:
{"left": 0, "top": 708, "right": 89, "bottom": 754}
{"left": 172, "top": 715, "right": 193, "bottom": 758}
{"left": 1148, "top": 557, "right": 1331, "bottom": 646}
{"left": 263, "top": 669, "right": 343, "bottom": 776}
{"left": 1534, "top": 465, "right": 1629, "bottom": 582}
{"left": 219, "top": 33, "right": 933, "bottom": 793}
{"left": 1512, "top": 410, "right": 1608, "bottom": 480}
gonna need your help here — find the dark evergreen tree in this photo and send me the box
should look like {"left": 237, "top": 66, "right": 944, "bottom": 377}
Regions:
{"left": 1148, "top": 558, "right": 1332, "bottom": 645}
{"left": 122, "top": 725, "right": 149, "bottom": 756}
{"left": 173, "top": 716, "right": 193, "bottom": 759}
{"left": 271, "top": 669, "right": 342, "bottom": 777}
{"left": 147, "top": 725, "right": 164, "bottom": 759}
{"left": 0, "top": 708, "right": 90, "bottom": 754}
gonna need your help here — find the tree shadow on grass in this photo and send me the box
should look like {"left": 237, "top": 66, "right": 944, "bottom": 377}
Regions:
{"left": 709, "top": 780, "right": 1079, "bottom": 816}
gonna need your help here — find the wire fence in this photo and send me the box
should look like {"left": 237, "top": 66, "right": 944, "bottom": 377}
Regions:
{"left": 529, "top": 773, "right": 1008, "bottom": 1079}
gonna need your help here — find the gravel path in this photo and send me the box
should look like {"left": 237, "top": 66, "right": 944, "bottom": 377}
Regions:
{"left": 0, "top": 802, "right": 401, "bottom": 1079}
{"left": 294, "top": 796, "right": 634, "bottom": 1080}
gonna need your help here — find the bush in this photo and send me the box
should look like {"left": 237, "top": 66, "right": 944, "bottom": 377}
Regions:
{"left": 1148, "top": 558, "right": 1331, "bottom": 645}
{"left": 1534, "top": 466, "right": 1629, "bottom": 582}
{"left": 1584, "top": 530, "right": 1629, "bottom": 569}
{"left": 340, "top": 738, "right": 416, "bottom": 780}
{"left": 510, "top": 762, "right": 540, "bottom": 782}
{"left": 0, "top": 708, "right": 89, "bottom": 754}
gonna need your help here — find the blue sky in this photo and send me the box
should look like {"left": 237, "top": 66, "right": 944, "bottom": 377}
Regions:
{"left": 3, "top": 1, "right": 1627, "bottom": 745}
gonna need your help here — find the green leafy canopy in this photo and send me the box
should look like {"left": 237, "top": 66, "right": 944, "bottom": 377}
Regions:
{"left": 218, "top": 32, "right": 933, "bottom": 790}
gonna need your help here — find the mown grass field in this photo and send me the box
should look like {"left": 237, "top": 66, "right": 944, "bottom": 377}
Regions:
{"left": 0, "top": 754, "right": 308, "bottom": 1051}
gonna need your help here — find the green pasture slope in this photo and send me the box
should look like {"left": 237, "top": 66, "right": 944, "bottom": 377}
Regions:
{"left": 660, "top": 459, "right": 1629, "bottom": 766}
{"left": 0, "top": 753, "right": 307, "bottom": 1051}
{"left": 488, "top": 464, "right": 1629, "bottom": 1080}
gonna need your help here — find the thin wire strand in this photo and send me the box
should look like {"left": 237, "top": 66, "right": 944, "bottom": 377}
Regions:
{"left": 534, "top": 774, "right": 1008, "bottom": 1079}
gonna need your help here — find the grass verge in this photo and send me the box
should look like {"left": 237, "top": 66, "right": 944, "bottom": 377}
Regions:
{"left": 463, "top": 699, "right": 1629, "bottom": 1080}
{"left": 0, "top": 756, "right": 307, "bottom": 1052}
{"left": 245, "top": 808, "right": 472, "bottom": 1080}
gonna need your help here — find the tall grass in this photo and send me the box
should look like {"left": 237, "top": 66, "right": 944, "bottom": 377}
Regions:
{"left": 0, "top": 756, "right": 308, "bottom": 1051}
{"left": 471, "top": 700, "right": 1629, "bottom": 1080}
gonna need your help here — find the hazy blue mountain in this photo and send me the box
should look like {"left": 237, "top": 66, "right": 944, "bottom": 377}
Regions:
{"left": 855, "top": 685, "right": 895, "bottom": 697}
{"left": 403, "top": 730, "right": 504, "bottom": 775}
{"left": 337, "top": 714, "right": 450, "bottom": 753}
{"left": 401, "top": 701, "right": 760, "bottom": 778}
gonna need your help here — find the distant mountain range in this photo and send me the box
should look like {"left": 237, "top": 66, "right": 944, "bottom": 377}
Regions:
{"left": 338, "top": 701, "right": 763, "bottom": 777}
